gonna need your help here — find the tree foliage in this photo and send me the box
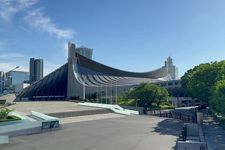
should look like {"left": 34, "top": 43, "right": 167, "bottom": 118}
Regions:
{"left": 181, "top": 60, "right": 225, "bottom": 115}
{"left": 181, "top": 60, "right": 225, "bottom": 103}
{"left": 121, "top": 83, "right": 169, "bottom": 108}
{"left": 210, "top": 80, "right": 225, "bottom": 115}
{"left": 0, "top": 107, "right": 12, "bottom": 120}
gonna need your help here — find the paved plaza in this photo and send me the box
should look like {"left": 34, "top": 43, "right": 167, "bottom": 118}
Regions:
{"left": 1, "top": 116, "right": 182, "bottom": 150}
{"left": 60, "top": 113, "right": 125, "bottom": 124}
{"left": 7, "top": 102, "right": 102, "bottom": 114}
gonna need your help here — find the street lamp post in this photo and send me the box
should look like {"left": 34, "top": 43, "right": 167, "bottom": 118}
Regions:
{"left": 11, "top": 66, "right": 20, "bottom": 72}
{"left": 0, "top": 66, "right": 20, "bottom": 83}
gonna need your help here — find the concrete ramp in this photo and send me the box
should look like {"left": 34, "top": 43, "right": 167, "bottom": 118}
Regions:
{"left": 78, "top": 102, "right": 139, "bottom": 115}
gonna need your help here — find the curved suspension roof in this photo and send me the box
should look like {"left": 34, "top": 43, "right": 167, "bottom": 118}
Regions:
{"left": 17, "top": 53, "right": 168, "bottom": 99}
{"left": 74, "top": 53, "right": 168, "bottom": 87}
{"left": 76, "top": 54, "right": 167, "bottom": 79}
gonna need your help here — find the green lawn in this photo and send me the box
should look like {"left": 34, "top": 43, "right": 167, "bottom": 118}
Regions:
{"left": 118, "top": 99, "right": 136, "bottom": 106}
{"left": 150, "top": 102, "right": 174, "bottom": 110}
{"left": 118, "top": 98, "right": 174, "bottom": 110}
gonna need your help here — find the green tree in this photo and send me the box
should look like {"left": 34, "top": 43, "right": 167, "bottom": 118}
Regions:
{"left": 181, "top": 61, "right": 225, "bottom": 103}
{"left": 127, "top": 83, "right": 169, "bottom": 108}
{"left": 210, "top": 80, "right": 225, "bottom": 115}
{"left": 0, "top": 107, "right": 12, "bottom": 120}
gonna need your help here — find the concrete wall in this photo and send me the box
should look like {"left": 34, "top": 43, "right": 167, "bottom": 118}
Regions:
{"left": 0, "top": 135, "right": 9, "bottom": 145}
{"left": 176, "top": 141, "right": 202, "bottom": 150}
{"left": 120, "top": 106, "right": 144, "bottom": 114}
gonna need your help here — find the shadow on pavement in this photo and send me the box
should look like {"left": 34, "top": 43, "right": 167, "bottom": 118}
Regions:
{"left": 153, "top": 118, "right": 183, "bottom": 150}
{"left": 153, "top": 118, "right": 183, "bottom": 136}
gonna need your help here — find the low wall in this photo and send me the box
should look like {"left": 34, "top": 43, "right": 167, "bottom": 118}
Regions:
{"left": 120, "top": 105, "right": 144, "bottom": 114}
{"left": 0, "top": 135, "right": 9, "bottom": 145}
{"left": 0, "top": 121, "right": 42, "bottom": 136}
{"left": 0, "top": 111, "right": 60, "bottom": 137}
{"left": 177, "top": 141, "right": 202, "bottom": 150}
{"left": 176, "top": 123, "right": 207, "bottom": 150}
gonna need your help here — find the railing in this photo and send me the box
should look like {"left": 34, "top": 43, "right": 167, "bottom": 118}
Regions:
{"left": 147, "top": 110, "right": 196, "bottom": 123}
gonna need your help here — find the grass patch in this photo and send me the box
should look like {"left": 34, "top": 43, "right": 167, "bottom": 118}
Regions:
{"left": 0, "top": 115, "right": 21, "bottom": 123}
{"left": 159, "top": 104, "right": 174, "bottom": 110}
{"left": 118, "top": 99, "right": 174, "bottom": 110}
{"left": 118, "top": 99, "right": 136, "bottom": 106}
{"left": 151, "top": 102, "right": 174, "bottom": 110}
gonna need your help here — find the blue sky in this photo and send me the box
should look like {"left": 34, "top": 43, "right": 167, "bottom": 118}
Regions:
{"left": 0, "top": 0, "right": 225, "bottom": 77}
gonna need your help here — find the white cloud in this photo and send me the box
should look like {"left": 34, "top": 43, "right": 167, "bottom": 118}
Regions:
{"left": 24, "top": 8, "right": 75, "bottom": 40}
{"left": 0, "top": 61, "right": 61, "bottom": 77}
{"left": 0, "top": 53, "right": 26, "bottom": 59}
{"left": 0, "top": 0, "right": 75, "bottom": 40}
{"left": 0, "top": 0, "right": 75, "bottom": 75}
{"left": 0, "top": 53, "right": 60, "bottom": 76}
{"left": 0, "top": 62, "right": 28, "bottom": 72}
{"left": 0, "top": 53, "right": 28, "bottom": 72}
{"left": 44, "top": 62, "right": 61, "bottom": 76}
{"left": 0, "top": 0, "right": 37, "bottom": 21}
{"left": 63, "top": 42, "right": 69, "bottom": 57}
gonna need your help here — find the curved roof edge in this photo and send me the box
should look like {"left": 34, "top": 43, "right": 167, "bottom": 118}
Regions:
{"left": 76, "top": 53, "right": 167, "bottom": 79}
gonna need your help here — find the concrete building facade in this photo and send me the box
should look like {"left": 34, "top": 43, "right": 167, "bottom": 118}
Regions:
{"left": 17, "top": 42, "right": 168, "bottom": 101}
{"left": 75, "top": 46, "right": 93, "bottom": 59}
{"left": 4, "top": 71, "right": 29, "bottom": 92}
{"left": 163, "top": 57, "right": 179, "bottom": 79}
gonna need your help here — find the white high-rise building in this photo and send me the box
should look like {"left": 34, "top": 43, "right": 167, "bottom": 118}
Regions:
{"left": 164, "top": 57, "right": 179, "bottom": 80}
{"left": 75, "top": 46, "right": 93, "bottom": 59}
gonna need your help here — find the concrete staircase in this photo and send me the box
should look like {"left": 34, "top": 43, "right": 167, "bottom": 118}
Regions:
{"left": 46, "top": 108, "right": 113, "bottom": 118}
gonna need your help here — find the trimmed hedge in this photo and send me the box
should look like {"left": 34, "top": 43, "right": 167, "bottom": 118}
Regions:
{"left": 118, "top": 99, "right": 136, "bottom": 106}
{"left": 0, "top": 115, "right": 21, "bottom": 123}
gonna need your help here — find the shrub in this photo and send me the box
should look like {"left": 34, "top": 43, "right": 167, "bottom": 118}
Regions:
{"left": 0, "top": 107, "right": 12, "bottom": 120}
